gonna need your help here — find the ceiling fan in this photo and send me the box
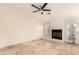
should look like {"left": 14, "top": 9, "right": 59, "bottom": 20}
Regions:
{"left": 31, "top": 3, "right": 51, "bottom": 14}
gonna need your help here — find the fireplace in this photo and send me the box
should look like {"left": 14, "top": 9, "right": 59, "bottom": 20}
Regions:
{"left": 52, "top": 29, "right": 62, "bottom": 40}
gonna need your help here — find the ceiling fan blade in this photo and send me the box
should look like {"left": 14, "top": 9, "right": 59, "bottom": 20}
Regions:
{"left": 43, "top": 9, "right": 51, "bottom": 11}
{"left": 33, "top": 10, "right": 40, "bottom": 13}
{"left": 41, "top": 3, "right": 48, "bottom": 9}
{"left": 32, "top": 4, "right": 40, "bottom": 10}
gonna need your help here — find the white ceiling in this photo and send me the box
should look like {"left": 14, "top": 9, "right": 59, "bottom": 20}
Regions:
{"left": 1, "top": 3, "right": 79, "bottom": 23}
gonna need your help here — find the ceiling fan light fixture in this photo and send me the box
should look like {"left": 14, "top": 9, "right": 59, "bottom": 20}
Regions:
{"left": 31, "top": 3, "right": 51, "bottom": 15}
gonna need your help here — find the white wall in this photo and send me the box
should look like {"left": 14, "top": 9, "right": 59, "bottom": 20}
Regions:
{"left": 0, "top": 4, "right": 43, "bottom": 48}
{"left": 39, "top": 3, "right": 79, "bottom": 44}
{"left": 1, "top": 3, "right": 79, "bottom": 48}
{"left": 48, "top": 4, "right": 79, "bottom": 44}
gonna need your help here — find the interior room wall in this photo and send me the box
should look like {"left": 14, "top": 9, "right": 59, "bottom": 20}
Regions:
{"left": 49, "top": 4, "right": 79, "bottom": 44}
{"left": 1, "top": 3, "right": 79, "bottom": 48}
{"left": 0, "top": 4, "right": 43, "bottom": 48}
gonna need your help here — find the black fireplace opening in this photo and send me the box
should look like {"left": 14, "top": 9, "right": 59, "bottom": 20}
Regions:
{"left": 52, "top": 29, "right": 62, "bottom": 40}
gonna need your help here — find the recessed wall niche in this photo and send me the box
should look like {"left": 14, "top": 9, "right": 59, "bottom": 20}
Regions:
{"left": 64, "top": 17, "right": 79, "bottom": 44}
